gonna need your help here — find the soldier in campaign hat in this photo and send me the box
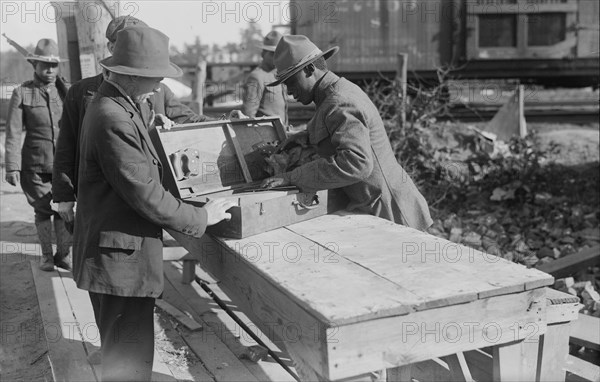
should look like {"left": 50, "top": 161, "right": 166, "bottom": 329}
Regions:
{"left": 242, "top": 30, "right": 289, "bottom": 125}
{"left": 262, "top": 35, "right": 433, "bottom": 231}
{"left": 4, "top": 38, "right": 72, "bottom": 271}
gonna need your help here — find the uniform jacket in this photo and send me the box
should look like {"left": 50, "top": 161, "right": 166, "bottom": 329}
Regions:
{"left": 242, "top": 63, "right": 288, "bottom": 125}
{"left": 5, "top": 76, "right": 65, "bottom": 173}
{"left": 282, "top": 72, "right": 433, "bottom": 230}
{"left": 52, "top": 73, "right": 207, "bottom": 202}
{"left": 73, "top": 80, "right": 208, "bottom": 297}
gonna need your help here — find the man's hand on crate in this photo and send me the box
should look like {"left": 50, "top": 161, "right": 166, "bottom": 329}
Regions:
{"left": 204, "top": 199, "right": 237, "bottom": 226}
{"left": 261, "top": 176, "right": 290, "bottom": 189}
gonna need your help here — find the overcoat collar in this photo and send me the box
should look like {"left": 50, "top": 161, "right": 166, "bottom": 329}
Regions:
{"left": 97, "top": 80, "right": 161, "bottom": 163}
{"left": 313, "top": 71, "right": 339, "bottom": 107}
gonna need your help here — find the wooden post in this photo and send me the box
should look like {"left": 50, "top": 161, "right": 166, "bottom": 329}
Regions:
{"left": 52, "top": 2, "right": 78, "bottom": 82}
{"left": 194, "top": 61, "right": 207, "bottom": 115}
{"left": 74, "top": 0, "right": 116, "bottom": 78}
{"left": 396, "top": 53, "right": 408, "bottom": 128}
{"left": 517, "top": 84, "right": 527, "bottom": 138}
{"left": 52, "top": 1, "right": 121, "bottom": 82}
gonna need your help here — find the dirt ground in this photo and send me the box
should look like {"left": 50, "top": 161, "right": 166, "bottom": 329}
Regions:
{"left": 0, "top": 123, "right": 598, "bottom": 380}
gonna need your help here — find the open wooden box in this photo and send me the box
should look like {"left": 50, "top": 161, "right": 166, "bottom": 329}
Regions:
{"left": 154, "top": 116, "right": 343, "bottom": 239}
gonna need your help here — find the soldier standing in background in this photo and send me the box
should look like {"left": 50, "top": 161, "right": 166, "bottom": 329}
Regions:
{"left": 242, "top": 31, "right": 289, "bottom": 125}
{"left": 4, "top": 38, "right": 72, "bottom": 271}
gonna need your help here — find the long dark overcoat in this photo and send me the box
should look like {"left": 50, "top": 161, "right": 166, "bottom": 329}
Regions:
{"left": 73, "top": 80, "right": 207, "bottom": 297}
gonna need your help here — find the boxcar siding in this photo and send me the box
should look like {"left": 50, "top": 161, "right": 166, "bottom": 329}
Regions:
{"left": 293, "top": 0, "right": 454, "bottom": 72}
{"left": 577, "top": 0, "right": 600, "bottom": 58}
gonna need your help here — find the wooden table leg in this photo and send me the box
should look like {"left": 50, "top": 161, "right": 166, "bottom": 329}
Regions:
{"left": 181, "top": 260, "right": 196, "bottom": 284}
{"left": 442, "top": 353, "right": 474, "bottom": 382}
{"left": 386, "top": 365, "right": 411, "bottom": 382}
{"left": 537, "top": 322, "right": 571, "bottom": 382}
{"left": 492, "top": 337, "right": 540, "bottom": 382}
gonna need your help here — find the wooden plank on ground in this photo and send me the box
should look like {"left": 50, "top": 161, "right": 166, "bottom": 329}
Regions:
{"left": 30, "top": 262, "right": 97, "bottom": 382}
{"left": 56, "top": 269, "right": 101, "bottom": 377}
{"left": 155, "top": 299, "right": 202, "bottom": 331}
{"left": 570, "top": 313, "right": 600, "bottom": 351}
{"left": 55, "top": 268, "right": 177, "bottom": 382}
{"left": 537, "top": 245, "right": 600, "bottom": 279}
{"left": 163, "top": 262, "right": 294, "bottom": 382}
{"left": 162, "top": 264, "right": 262, "bottom": 382}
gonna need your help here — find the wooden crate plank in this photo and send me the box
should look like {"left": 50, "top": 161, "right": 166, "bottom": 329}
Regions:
{"left": 165, "top": 234, "right": 332, "bottom": 378}
{"left": 170, "top": 227, "right": 422, "bottom": 325}
{"left": 546, "top": 288, "right": 580, "bottom": 324}
{"left": 287, "top": 213, "right": 553, "bottom": 306}
{"left": 30, "top": 262, "right": 97, "bottom": 382}
{"left": 565, "top": 354, "right": 600, "bottom": 382}
{"left": 220, "top": 227, "right": 423, "bottom": 321}
{"left": 570, "top": 314, "right": 600, "bottom": 351}
{"left": 537, "top": 245, "right": 600, "bottom": 279}
{"left": 163, "top": 262, "right": 289, "bottom": 382}
{"left": 325, "top": 289, "right": 546, "bottom": 381}
{"left": 155, "top": 299, "right": 203, "bottom": 331}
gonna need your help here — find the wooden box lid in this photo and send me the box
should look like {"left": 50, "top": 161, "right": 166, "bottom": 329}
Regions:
{"left": 154, "top": 117, "right": 288, "bottom": 199}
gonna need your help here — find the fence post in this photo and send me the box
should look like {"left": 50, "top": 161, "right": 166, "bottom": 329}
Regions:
{"left": 194, "top": 61, "right": 207, "bottom": 115}
{"left": 396, "top": 53, "right": 408, "bottom": 128}
{"left": 518, "top": 84, "right": 527, "bottom": 137}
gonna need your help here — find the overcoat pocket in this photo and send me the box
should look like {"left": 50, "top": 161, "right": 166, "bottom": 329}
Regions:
{"left": 98, "top": 231, "right": 143, "bottom": 250}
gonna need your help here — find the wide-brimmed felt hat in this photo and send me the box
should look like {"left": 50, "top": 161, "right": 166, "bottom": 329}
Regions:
{"left": 100, "top": 26, "right": 182, "bottom": 78}
{"left": 105, "top": 15, "right": 147, "bottom": 43}
{"left": 27, "top": 39, "right": 67, "bottom": 64}
{"left": 267, "top": 35, "right": 338, "bottom": 86}
{"left": 256, "top": 31, "right": 283, "bottom": 52}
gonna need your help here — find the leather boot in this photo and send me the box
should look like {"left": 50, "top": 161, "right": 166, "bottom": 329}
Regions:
{"left": 36, "top": 219, "right": 54, "bottom": 271}
{"left": 53, "top": 217, "right": 72, "bottom": 270}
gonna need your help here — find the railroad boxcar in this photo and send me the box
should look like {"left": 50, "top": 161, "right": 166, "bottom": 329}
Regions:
{"left": 291, "top": 0, "right": 599, "bottom": 86}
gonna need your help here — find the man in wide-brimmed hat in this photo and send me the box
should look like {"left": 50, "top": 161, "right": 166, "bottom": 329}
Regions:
{"left": 73, "top": 25, "right": 235, "bottom": 381}
{"left": 242, "top": 30, "right": 288, "bottom": 125}
{"left": 4, "top": 38, "right": 73, "bottom": 271}
{"left": 52, "top": 15, "right": 211, "bottom": 239}
{"left": 262, "top": 35, "right": 432, "bottom": 230}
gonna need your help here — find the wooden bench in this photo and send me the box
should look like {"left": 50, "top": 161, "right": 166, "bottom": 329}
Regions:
{"left": 167, "top": 211, "right": 563, "bottom": 381}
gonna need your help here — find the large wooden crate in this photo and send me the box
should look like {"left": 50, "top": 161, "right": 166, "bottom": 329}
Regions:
{"left": 154, "top": 116, "right": 343, "bottom": 239}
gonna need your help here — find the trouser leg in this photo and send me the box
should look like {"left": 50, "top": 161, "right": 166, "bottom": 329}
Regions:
{"left": 35, "top": 217, "right": 54, "bottom": 271}
{"left": 20, "top": 172, "right": 55, "bottom": 271}
{"left": 53, "top": 216, "right": 72, "bottom": 270}
{"left": 90, "top": 292, "right": 155, "bottom": 381}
